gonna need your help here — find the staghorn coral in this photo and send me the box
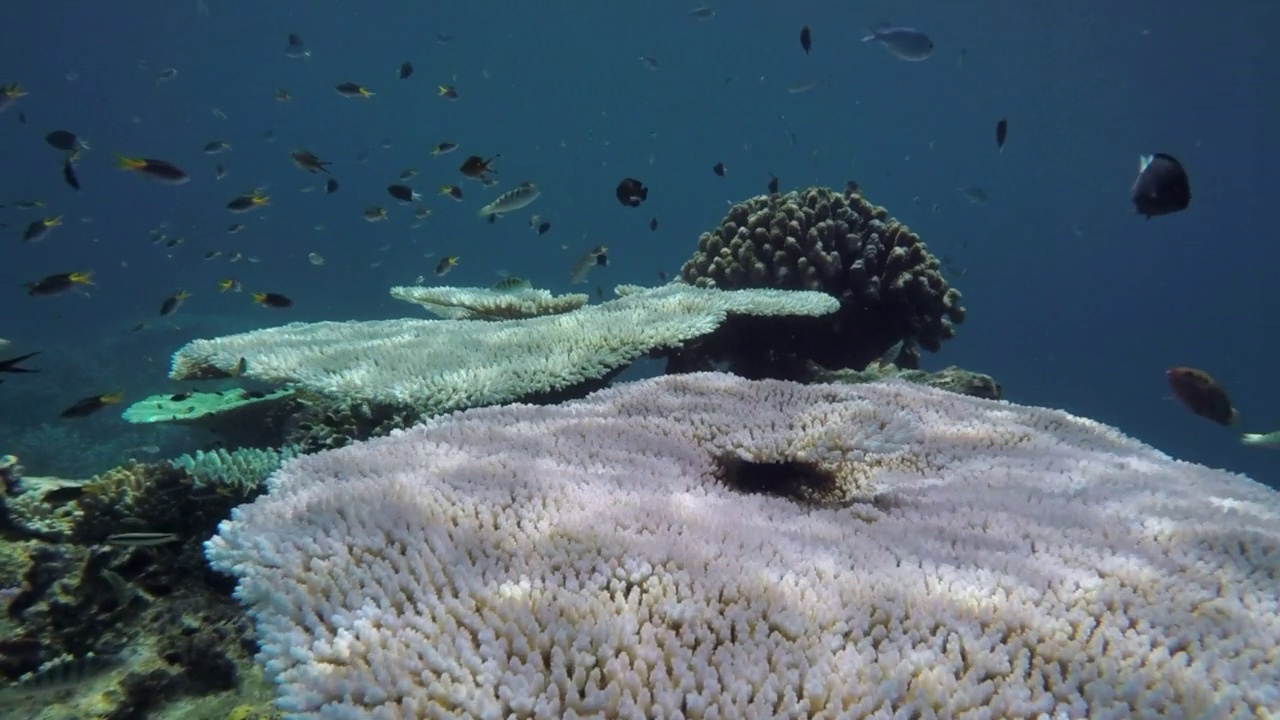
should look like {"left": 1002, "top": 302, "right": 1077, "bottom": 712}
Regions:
{"left": 169, "top": 284, "right": 837, "bottom": 411}
{"left": 390, "top": 284, "right": 589, "bottom": 320}
{"left": 207, "top": 372, "right": 1280, "bottom": 719}
{"left": 680, "top": 185, "right": 965, "bottom": 371}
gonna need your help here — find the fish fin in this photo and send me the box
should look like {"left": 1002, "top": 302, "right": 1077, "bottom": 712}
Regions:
{"left": 1230, "top": 408, "right": 1241, "bottom": 426}
{"left": 1138, "top": 154, "right": 1153, "bottom": 172}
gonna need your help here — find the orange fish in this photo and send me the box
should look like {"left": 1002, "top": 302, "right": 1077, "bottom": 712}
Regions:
{"left": 1166, "top": 366, "right": 1238, "bottom": 426}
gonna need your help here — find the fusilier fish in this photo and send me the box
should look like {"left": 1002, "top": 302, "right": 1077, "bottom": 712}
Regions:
{"left": 862, "top": 24, "right": 934, "bottom": 61}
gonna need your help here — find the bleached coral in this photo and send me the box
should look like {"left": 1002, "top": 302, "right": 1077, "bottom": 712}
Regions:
{"left": 390, "top": 284, "right": 589, "bottom": 319}
{"left": 169, "top": 284, "right": 838, "bottom": 411}
{"left": 207, "top": 373, "right": 1280, "bottom": 719}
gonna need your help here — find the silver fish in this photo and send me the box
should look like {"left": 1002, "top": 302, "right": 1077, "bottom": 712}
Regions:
{"left": 106, "top": 531, "right": 179, "bottom": 546}
{"left": 478, "top": 181, "right": 541, "bottom": 217}
{"left": 862, "top": 24, "right": 934, "bottom": 61}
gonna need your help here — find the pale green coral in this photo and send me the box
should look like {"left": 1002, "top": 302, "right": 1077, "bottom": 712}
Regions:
{"left": 171, "top": 446, "right": 299, "bottom": 495}
{"left": 121, "top": 388, "right": 294, "bottom": 424}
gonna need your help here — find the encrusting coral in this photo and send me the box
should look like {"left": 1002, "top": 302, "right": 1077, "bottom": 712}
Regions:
{"left": 390, "top": 284, "right": 589, "bottom": 320}
{"left": 679, "top": 185, "right": 965, "bottom": 370}
{"left": 207, "top": 372, "right": 1280, "bottom": 719}
{"left": 169, "top": 284, "right": 838, "bottom": 412}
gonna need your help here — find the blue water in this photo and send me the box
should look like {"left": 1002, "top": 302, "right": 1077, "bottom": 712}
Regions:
{"left": 0, "top": 1, "right": 1275, "bottom": 486}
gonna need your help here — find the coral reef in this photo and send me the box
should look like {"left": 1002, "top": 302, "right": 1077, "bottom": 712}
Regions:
{"left": 207, "top": 372, "right": 1279, "bottom": 718}
{"left": 121, "top": 387, "right": 299, "bottom": 451}
{"left": 168, "top": 284, "right": 838, "bottom": 411}
{"left": 679, "top": 185, "right": 965, "bottom": 372}
{"left": 808, "top": 360, "right": 1003, "bottom": 399}
{"left": 390, "top": 284, "right": 589, "bottom": 320}
{"left": 0, "top": 455, "right": 267, "bottom": 719}
{"left": 171, "top": 446, "right": 298, "bottom": 496}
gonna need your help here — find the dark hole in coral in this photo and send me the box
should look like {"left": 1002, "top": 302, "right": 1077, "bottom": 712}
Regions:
{"left": 713, "top": 455, "right": 837, "bottom": 503}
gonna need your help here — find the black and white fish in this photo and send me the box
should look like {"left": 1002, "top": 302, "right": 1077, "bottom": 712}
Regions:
{"left": 1131, "top": 153, "right": 1191, "bottom": 218}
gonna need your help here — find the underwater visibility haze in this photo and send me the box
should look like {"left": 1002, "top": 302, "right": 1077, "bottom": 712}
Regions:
{"left": 0, "top": 1, "right": 1277, "bottom": 718}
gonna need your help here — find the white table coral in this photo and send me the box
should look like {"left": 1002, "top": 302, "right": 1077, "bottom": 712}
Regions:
{"left": 207, "top": 373, "right": 1280, "bottom": 719}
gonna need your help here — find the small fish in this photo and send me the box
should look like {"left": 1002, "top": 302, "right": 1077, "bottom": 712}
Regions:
{"left": 45, "top": 130, "right": 84, "bottom": 151}
{"left": 159, "top": 289, "right": 191, "bottom": 316}
{"left": 22, "top": 216, "right": 61, "bottom": 243}
{"left": 154, "top": 67, "right": 178, "bottom": 84}
{"left": 570, "top": 245, "right": 608, "bottom": 284}
{"left": 649, "top": 217, "right": 658, "bottom": 231}
{"left": 398, "top": 61, "right": 414, "bottom": 79}
{"left": 996, "top": 118, "right": 1008, "bottom": 151}
{"left": 202, "top": 140, "right": 230, "bottom": 154}
{"left": 1167, "top": 367, "right": 1238, "bottom": 426}
{"left": 800, "top": 25, "right": 811, "bottom": 54}
{"left": 291, "top": 150, "right": 332, "bottom": 174}
{"left": 438, "top": 85, "right": 459, "bottom": 100}
{"left": 440, "top": 185, "right": 464, "bottom": 201}
{"left": 845, "top": 180, "right": 861, "bottom": 195}
{"left": 1131, "top": 153, "right": 1191, "bottom": 218}
{"left": 252, "top": 292, "right": 293, "bottom": 309}
{"left": 308, "top": 252, "right": 325, "bottom": 266}
{"left": 690, "top": 7, "right": 715, "bottom": 19}
{"left": 436, "top": 33, "right": 454, "bottom": 45}
{"left": 388, "top": 184, "right": 421, "bottom": 203}
{"left": 712, "top": 162, "right": 726, "bottom": 177}
{"left": 284, "top": 33, "right": 310, "bottom": 59}
{"left": 536, "top": 221, "right": 551, "bottom": 235}
{"left": 218, "top": 278, "right": 241, "bottom": 293}
{"left": 106, "top": 532, "right": 179, "bottom": 547}
{"left": 0, "top": 351, "right": 40, "bottom": 380}
{"left": 226, "top": 193, "right": 270, "bottom": 213}
{"left": 12, "top": 200, "right": 44, "bottom": 209}
{"left": 214, "top": 164, "right": 227, "bottom": 180}
{"left": 62, "top": 159, "right": 80, "bottom": 191}
{"left": 639, "top": 56, "right": 660, "bottom": 70}
{"left": 0, "top": 83, "right": 27, "bottom": 114}
{"left": 959, "top": 186, "right": 988, "bottom": 204}
{"left": 786, "top": 80, "right": 818, "bottom": 94}
{"left": 274, "top": 88, "right": 291, "bottom": 101}
{"left": 767, "top": 174, "right": 779, "bottom": 195}
{"left": 432, "top": 142, "right": 458, "bottom": 155}
{"left": 325, "top": 178, "right": 339, "bottom": 194}
{"left": 115, "top": 156, "right": 189, "bottom": 184}
{"left": 226, "top": 223, "right": 244, "bottom": 234}
{"left": 334, "top": 82, "right": 373, "bottom": 98}
{"left": 413, "top": 206, "right": 432, "bottom": 219}
{"left": 478, "top": 181, "right": 540, "bottom": 217}
{"left": 60, "top": 391, "right": 123, "bottom": 418}
{"left": 399, "top": 168, "right": 418, "bottom": 180}
{"left": 616, "top": 178, "right": 648, "bottom": 207}
{"left": 862, "top": 24, "right": 934, "bottom": 61}
{"left": 459, "top": 155, "right": 498, "bottom": 181}
{"left": 26, "top": 271, "right": 92, "bottom": 297}
{"left": 492, "top": 276, "right": 531, "bottom": 292}
{"left": 363, "top": 206, "right": 388, "bottom": 222}
{"left": 436, "top": 256, "right": 459, "bottom": 276}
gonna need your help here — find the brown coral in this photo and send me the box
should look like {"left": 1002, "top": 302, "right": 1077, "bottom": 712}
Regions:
{"left": 679, "top": 185, "right": 965, "bottom": 371}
